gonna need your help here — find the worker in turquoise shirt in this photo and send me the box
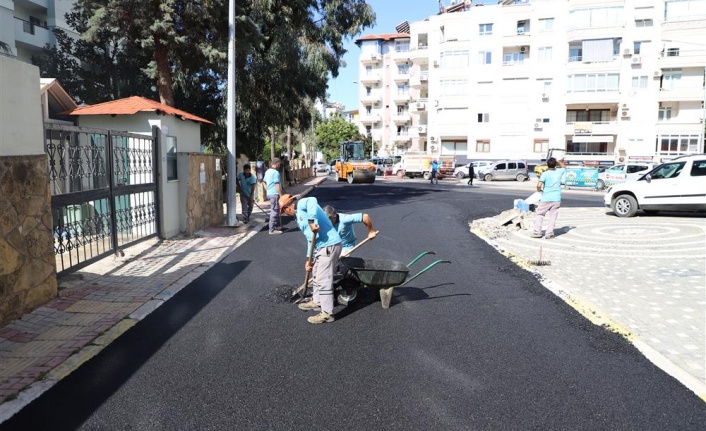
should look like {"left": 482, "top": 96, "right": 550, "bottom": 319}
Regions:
{"left": 280, "top": 194, "right": 342, "bottom": 324}
{"left": 323, "top": 206, "right": 377, "bottom": 252}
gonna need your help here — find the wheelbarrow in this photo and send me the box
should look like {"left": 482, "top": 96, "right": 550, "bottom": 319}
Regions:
{"left": 335, "top": 251, "right": 450, "bottom": 309}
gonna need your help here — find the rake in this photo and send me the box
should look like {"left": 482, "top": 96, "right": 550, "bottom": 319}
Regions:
{"left": 529, "top": 246, "right": 551, "bottom": 266}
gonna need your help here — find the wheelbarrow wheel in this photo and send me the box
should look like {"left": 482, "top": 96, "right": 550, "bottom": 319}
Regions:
{"left": 337, "top": 290, "right": 358, "bottom": 306}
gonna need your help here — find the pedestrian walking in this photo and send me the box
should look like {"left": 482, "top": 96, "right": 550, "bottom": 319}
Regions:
{"left": 467, "top": 163, "right": 475, "bottom": 186}
{"left": 531, "top": 157, "right": 566, "bottom": 239}
{"left": 264, "top": 157, "right": 284, "bottom": 234}
{"left": 280, "top": 194, "right": 342, "bottom": 324}
{"left": 237, "top": 164, "right": 257, "bottom": 223}
{"left": 430, "top": 159, "right": 439, "bottom": 184}
{"left": 283, "top": 155, "right": 293, "bottom": 187}
{"left": 323, "top": 206, "right": 377, "bottom": 252}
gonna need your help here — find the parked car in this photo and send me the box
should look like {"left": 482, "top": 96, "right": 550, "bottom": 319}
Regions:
{"left": 370, "top": 157, "right": 394, "bottom": 176}
{"left": 596, "top": 162, "right": 654, "bottom": 190}
{"left": 477, "top": 160, "right": 529, "bottom": 181}
{"left": 604, "top": 155, "right": 706, "bottom": 217}
{"left": 453, "top": 160, "right": 493, "bottom": 179}
{"left": 314, "top": 161, "right": 329, "bottom": 174}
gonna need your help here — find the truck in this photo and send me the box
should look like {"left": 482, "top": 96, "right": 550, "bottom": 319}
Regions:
{"left": 392, "top": 152, "right": 455, "bottom": 180}
{"left": 334, "top": 141, "right": 376, "bottom": 184}
{"left": 534, "top": 148, "right": 567, "bottom": 177}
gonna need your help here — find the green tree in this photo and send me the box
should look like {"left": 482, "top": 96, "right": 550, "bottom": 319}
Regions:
{"left": 314, "top": 114, "right": 363, "bottom": 161}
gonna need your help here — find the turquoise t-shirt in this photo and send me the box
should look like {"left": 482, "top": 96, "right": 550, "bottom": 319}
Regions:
{"left": 263, "top": 168, "right": 280, "bottom": 196}
{"left": 539, "top": 168, "right": 566, "bottom": 202}
{"left": 336, "top": 212, "right": 363, "bottom": 250}
{"left": 295, "top": 197, "right": 342, "bottom": 257}
{"left": 237, "top": 172, "right": 256, "bottom": 198}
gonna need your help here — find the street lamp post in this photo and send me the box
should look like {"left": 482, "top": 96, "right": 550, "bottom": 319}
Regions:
{"left": 225, "top": 0, "right": 240, "bottom": 227}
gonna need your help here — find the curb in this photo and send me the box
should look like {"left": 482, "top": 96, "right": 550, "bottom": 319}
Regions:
{"left": 470, "top": 225, "right": 706, "bottom": 402}
{"left": 0, "top": 177, "right": 326, "bottom": 424}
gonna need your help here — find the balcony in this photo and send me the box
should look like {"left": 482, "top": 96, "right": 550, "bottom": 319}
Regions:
{"left": 361, "top": 53, "right": 382, "bottom": 65}
{"left": 409, "top": 45, "right": 429, "bottom": 64}
{"left": 657, "top": 86, "right": 706, "bottom": 103}
{"left": 360, "top": 93, "right": 381, "bottom": 104}
{"left": 393, "top": 72, "right": 410, "bottom": 83}
{"left": 655, "top": 121, "right": 703, "bottom": 134}
{"left": 393, "top": 49, "right": 411, "bottom": 63}
{"left": 359, "top": 114, "right": 381, "bottom": 125}
{"left": 392, "top": 113, "right": 410, "bottom": 124}
{"left": 565, "top": 91, "right": 621, "bottom": 105}
{"left": 393, "top": 93, "right": 411, "bottom": 103}
{"left": 360, "top": 73, "right": 381, "bottom": 84}
{"left": 565, "top": 121, "right": 619, "bottom": 136}
{"left": 659, "top": 49, "right": 706, "bottom": 68}
{"left": 14, "top": 18, "right": 51, "bottom": 49}
{"left": 410, "top": 72, "right": 429, "bottom": 88}
{"left": 393, "top": 134, "right": 410, "bottom": 143}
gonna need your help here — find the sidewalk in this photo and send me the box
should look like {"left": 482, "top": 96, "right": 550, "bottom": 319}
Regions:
{"left": 0, "top": 176, "right": 327, "bottom": 423}
{"left": 471, "top": 207, "right": 706, "bottom": 401}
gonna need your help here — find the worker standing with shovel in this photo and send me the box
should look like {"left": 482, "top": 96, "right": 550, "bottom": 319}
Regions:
{"left": 280, "top": 194, "right": 342, "bottom": 324}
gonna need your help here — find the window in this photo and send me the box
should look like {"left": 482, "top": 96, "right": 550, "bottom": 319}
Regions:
{"left": 516, "top": 21, "right": 528, "bottom": 34}
{"left": 395, "top": 40, "right": 410, "bottom": 52}
{"left": 397, "top": 84, "right": 409, "bottom": 95}
{"left": 479, "top": 23, "right": 493, "bottom": 35}
{"left": 534, "top": 140, "right": 549, "bottom": 153}
{"left": 635, "top": 18, "right": 653, "bottom": 27}
{"left": 396, "top": 126, "right": 408, "bottom": 136}
{"left": 478, "top": 51, "right": 492, "bottom": 64}
{"left": 666, "top": 47, "right": 680, "bottom": 57}
{"left": 538, "top": 47, "right": 553, "bottom": 62}
{"left": 665, "top": 0, "right": 706, "bottom": 22}
{"left": 503, "top": 51, "right": 525, "bottom": 65}
{"left": 397, "top": 105, "right": 408, "bottom": 115}
{"left": 632, "top": 76, "right": 648, "bottom": 88}
{"left": 365, "top": 126, "right": 372, "bottom": 136}
{"left": 495, "top": 163, "right": 507, "bottom": 170}
{"left": 690, "top": 160, "right": 706, "bottom": 177}
{"left": 650, "top": 162, "right": 685, "bottom": 179}
{"left": 441, "top": 50, "right": 469, "bottom": 68}
{"left": 627, "top": 165, "right": 650, "bottom": 174}
{"left": 657, "top": 134, "right": 700, "bottom": 154}
{"left": 440, "top": 79, "right": 468, "bottom": 97}
{"left": 539, "top": 18, "right": 554, "bottom": 31}
{"left": 569, "top": 43, "right": 582, "bottom": 62}
{"left": 365, "top": 86, "right": 372, "bottom": 96}
{"left": 477, "top": 113, "right": 490, "bottom": 123}
{"left": 536, "top": 118, "right": 550, "bottom": 123}
{"left": 365, "top": 106, "right": 372, "bottom": 114}
{"left": 633, "top": 41, "right": 642, "bottom": 55}
{"left": 365, "top": 65, "right": 373, "bottom": 75}
{"left": 476, "top": 140, "right": 490, "bottom": 152}
{"left": 658, "top": 107, "right": 673, "bottom": 121}
{"left": 166, "top": 136, "right": 178, "bottom": 181}
{"left": 662, "top": 69, "right": 682, "bottom": 90}
{"left": 569, "top": 6, "right": 624, "bottom": 29}
{"left": 567, "top": 73, "right": 620, "bottom": 92}
{"left": 397, "top": 64, "right": 409, "bottom": 75}
{"left": 566, "top": 109, "right": 610, "bottom": 122}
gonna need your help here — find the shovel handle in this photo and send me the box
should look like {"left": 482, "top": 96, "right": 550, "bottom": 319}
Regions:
{"left": 341, "top": 230, "right": 379, "bottom": 258}
{"left": 302, "top": 230, "right": 317, "bottom": 292}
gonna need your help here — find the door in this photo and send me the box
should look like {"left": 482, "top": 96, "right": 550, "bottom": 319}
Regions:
{"left": 639, "top": 161, "right": 686, "bottom": 207}
{"left": 493, "top": 162, "right": 507, "bottom": 180}
{"left": 625, "top": 164, "right": 651, "bottom": 181}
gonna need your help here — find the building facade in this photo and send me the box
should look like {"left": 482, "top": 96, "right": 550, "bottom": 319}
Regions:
{"left": 0, "top": 0, "right": 76, "bottom": 63}
{"left": 356, "top": 0, "right": 706, "bottom": 164}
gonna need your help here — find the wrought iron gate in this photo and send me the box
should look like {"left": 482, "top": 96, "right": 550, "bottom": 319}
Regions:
{"left": 45, "top": 124, "right": 161, "bottom": 274}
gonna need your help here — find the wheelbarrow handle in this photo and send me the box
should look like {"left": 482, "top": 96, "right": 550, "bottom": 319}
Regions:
{"left": 398, "top": 259, "right": 451, "bottom": 288}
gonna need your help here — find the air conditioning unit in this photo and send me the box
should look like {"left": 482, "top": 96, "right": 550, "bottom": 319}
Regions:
{"left": 623, "top": 49, "right": 632, "bottom": 56}
{"left": 430, "top": 145, "right": 437, "bottom": 151}
{"left": 416, "top": 102, "right": 426, "bottom": 109}
{"left": 371, "top": 54, "right": 379, "bottom": 60}
{"left": 420, "top": 75, "right": 428, "bottom": 82}
{"left": 520, "top": 46, "right": 526, "bottom": 52}
{"left": 541, "top": 93, "right": 548, "bottom": 99}
{"left": 622, "top": 103, "right": 629, "bottom": 109}
{"left": 433, "top": 60, "right": 439, "bottom": 67}
{"left": 654, "top": 70, "right": 662, "bottom": 77}
{"left": 418, "top": 126, "right": 427, "bottom": 134}
{"left": 621, "top": 110, "right": 629, "bottom": 117}
{"left": 430, "top": 136, "right": 436, "bottom": 141}
{"left": 534, "top": 123, "right": 542, "bottom": 129}
{"left": 632, "top": 56, "right": 642, "bottom": 64}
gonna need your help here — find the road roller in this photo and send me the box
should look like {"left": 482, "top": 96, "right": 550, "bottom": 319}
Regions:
{"left": 334, "top": 141, "right": 376, "bottom": 184}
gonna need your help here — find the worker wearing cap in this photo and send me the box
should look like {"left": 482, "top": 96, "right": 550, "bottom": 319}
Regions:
{"left": 280, "top": 194, "right": 342, "bottom": 324}
{"left": 323, "top": 206, "right": 377, "bottom": 252}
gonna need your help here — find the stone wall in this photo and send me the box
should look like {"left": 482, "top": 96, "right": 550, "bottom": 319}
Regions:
{"left": 0, "top": 155, "right": 57, "bottom": 325}
{"left": 181, "top": 154, "right": 223, "bottom": 236}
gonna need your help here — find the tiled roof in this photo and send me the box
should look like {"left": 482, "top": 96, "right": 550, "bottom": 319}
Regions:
{"left": 66, "top": 96, "right": 213, "bottom": 124}
{"left": 355, "top": 33, "right": 410, "bottom": 44}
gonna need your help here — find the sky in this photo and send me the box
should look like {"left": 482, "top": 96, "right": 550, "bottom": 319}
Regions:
{"left": 327, "top": 0, "right": 493, "bottom": 111}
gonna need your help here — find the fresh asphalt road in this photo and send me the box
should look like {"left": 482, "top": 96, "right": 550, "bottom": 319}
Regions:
{"left": 4, "top": 178, "right": 706, "bottom": 430}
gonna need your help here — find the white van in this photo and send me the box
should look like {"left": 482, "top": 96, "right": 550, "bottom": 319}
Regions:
{"left": 596, "top": 162, "right": 653, "bottom": 190}
{"left": 604, "top": 155, "right": 706, "bottom": 217}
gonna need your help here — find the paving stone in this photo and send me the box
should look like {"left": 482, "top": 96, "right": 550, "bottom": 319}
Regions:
{"left": 63, "top": 300, "right": 141, "bottom": 315}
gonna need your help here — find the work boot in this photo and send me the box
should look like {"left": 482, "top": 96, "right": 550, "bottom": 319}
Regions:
{"left": 297, "top": 300, "right": 320, "bottom": 311}
{"left": 530, "top": 231, "right": 542, "bottom": 238}
{"left": 307, "top": 311, "right": 335, "bottom": 324}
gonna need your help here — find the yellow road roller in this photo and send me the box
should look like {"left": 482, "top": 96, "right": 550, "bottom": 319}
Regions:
{"left": 334, "top": 141, "right": 376, "bottom": 184}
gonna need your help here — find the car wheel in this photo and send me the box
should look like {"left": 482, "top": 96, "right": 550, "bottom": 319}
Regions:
{"left": 484, "top": 174, "right": 493, "bottom": 182}
{"left": 423, "top": 172, "right": 431, "bottom": 180}
{"left": 376, "top": 169, "right": 382, "bottom": 176}
{"left": 516, "top": 173, "right": 526, "bottom": 182}
{"left": 455, "top": 172, "right": 464, "bottom": 179}
{"left": 612, "top": 194, "right": 638, "bottom": 217}
{"left": 597, "top": 179, "right": 605, "bottom": 190}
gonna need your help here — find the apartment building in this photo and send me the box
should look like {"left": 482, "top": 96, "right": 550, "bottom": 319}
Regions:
{"left": 0, "top": 0, "right": 76, "bottom": 63}
{"left": 356, "top": 0, "right": 706, "bottom": 164}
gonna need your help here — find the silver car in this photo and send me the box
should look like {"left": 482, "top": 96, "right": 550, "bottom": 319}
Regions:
{"left": 478, "top": 160, "right": 529, "bottom": 181}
